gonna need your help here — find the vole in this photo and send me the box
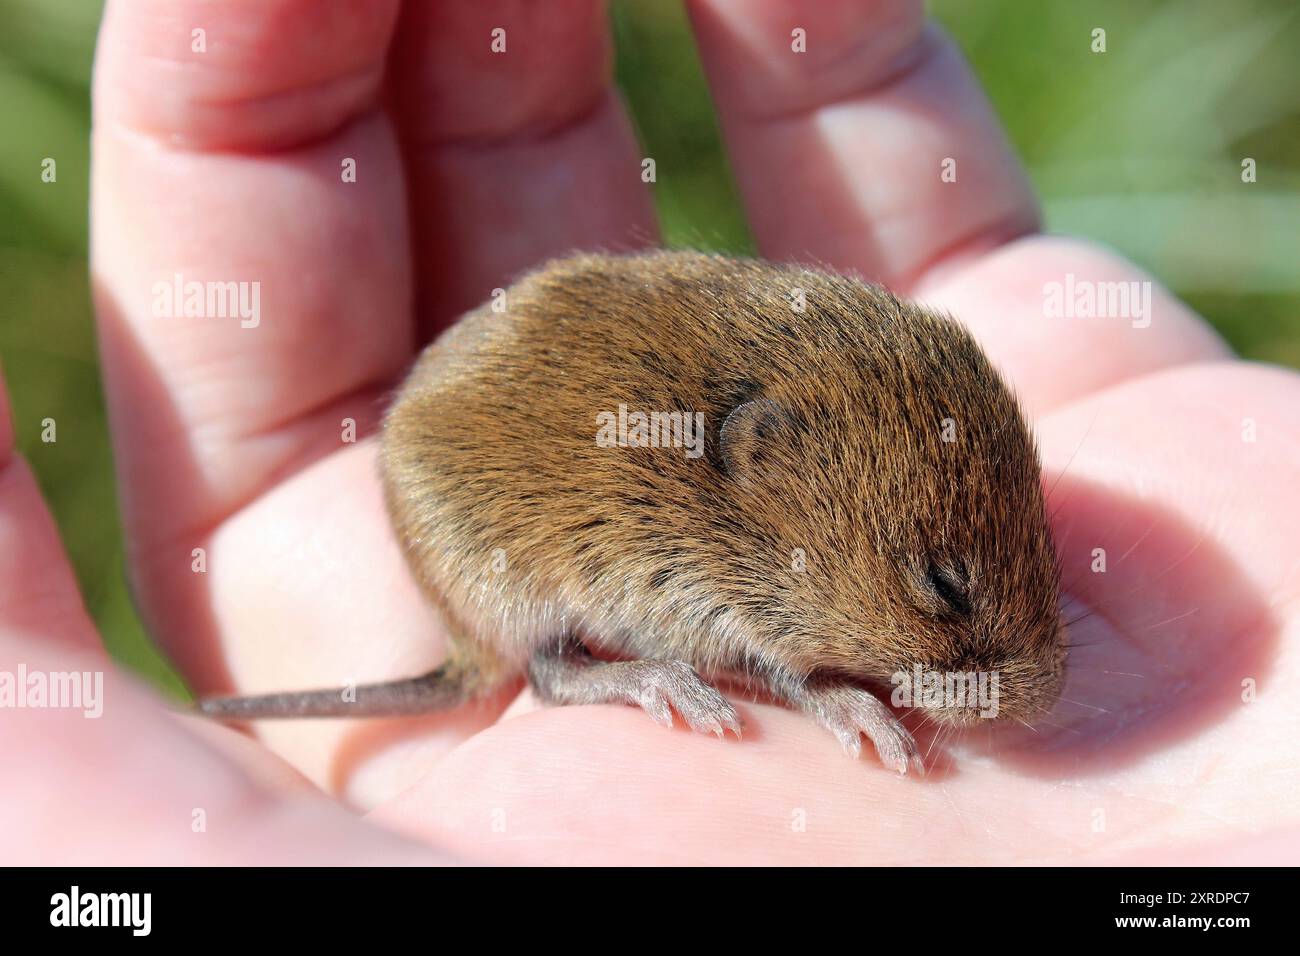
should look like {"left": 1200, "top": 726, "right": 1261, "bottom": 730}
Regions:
{"left": 199, "top": 251, "right": 1065, "bottom": 774}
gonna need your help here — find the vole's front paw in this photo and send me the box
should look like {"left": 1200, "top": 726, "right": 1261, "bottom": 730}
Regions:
{"left": 803, "top": 684, "right": 922, "bottom": 774}
{"left": 632, "top": 660, "right": 743, "bottom": 739}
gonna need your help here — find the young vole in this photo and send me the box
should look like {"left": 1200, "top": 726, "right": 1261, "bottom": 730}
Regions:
{"left": 200, "top": 251, "right": 1065, "bottom": 773}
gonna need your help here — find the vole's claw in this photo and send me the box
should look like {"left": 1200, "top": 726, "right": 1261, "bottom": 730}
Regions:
{"left": 637, "top": 689, "right": 675, "bottom": 729}
{"left": 636, "top": 661, "right": 742, "bottom": 740}
{"left": 796, "top": 683, "right": 922, "bottom": 775}
{"left": 709, "top": 708, "right": 744, "bottom": 741}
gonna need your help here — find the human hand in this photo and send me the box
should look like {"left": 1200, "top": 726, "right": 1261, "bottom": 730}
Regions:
{"left": 0, "top": 359, "right": 452, "bottom": 863}
{"left": 77, "top": 0, "right": 1298, "bottom": 864}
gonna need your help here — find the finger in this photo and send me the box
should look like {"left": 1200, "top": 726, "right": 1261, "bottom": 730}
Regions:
{"left": 687, "top": 0, "right": 1037, "bottom": 291}
{"left": 91, "top": 0, "right": 412, "bottom": 590}
{"left": 0, "top": 365, "right": 99, "bottom": 650}
{"left": 0, "top": 629, "right": 448, "bottom": 864}
{"left": 914, "top": 236, "right": 1232, "bottom": 415}
{"left": 387, "top": 0, "right": 658, "bottom": 333}
{"left": 200, "top": 440, "right": 515, "bottom": 804}
{"left": 0, "top": 368, "right": 446, "bottom": 864}
{"left": 91, "top": 0, "right": 453, "bottom": 795}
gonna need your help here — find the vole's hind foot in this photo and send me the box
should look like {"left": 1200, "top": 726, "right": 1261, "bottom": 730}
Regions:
{"left": 529, "top": 645, "right": 742, "bottom": 739}
{"left": 798, "top": 683, "right": 922, "bottom": 775}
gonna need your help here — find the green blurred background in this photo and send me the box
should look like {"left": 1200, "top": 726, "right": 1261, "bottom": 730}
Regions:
{"left": 1, "top": 0, "right": 1297, "bottom": 695}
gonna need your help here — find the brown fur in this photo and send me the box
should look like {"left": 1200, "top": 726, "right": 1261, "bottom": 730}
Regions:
{"left": 378, "top": 250, "right": 1064, "bottom": 725}
{"left": 201, "top": 251, "right": 1063, "bottom": 767}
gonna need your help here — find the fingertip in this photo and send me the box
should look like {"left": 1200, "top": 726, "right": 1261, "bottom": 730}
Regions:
{"left": 94, "top": 0, "right": 401, "bottom": 150}
{"left": 687, "top": 0, "right": 926, "bottom": 120}
{"left": 388, "top": 0, "right": 611, "bottom": 146}
{"left": 684, "top": 0, "right": 1039, "bottom": 290}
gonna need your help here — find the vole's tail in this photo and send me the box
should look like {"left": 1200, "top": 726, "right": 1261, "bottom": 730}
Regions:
{"left": 197, "top": 662, "right": 471, "bottom": 720}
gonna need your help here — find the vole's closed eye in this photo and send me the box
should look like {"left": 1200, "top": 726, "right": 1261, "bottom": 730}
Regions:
{"left": 925, "top": 562, "right": 971, "bottom": 616}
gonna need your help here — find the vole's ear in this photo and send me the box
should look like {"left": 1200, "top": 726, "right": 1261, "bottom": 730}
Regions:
{"left": 718, "top": 397, "right": 789, "bottom": 481}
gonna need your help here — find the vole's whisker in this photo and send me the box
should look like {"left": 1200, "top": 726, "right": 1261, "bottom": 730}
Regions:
{"left": 925, "top": 724, "right": 944, "bottom": 764}
{"left": 1043, "top": 408, "right": 1100, "bottom": 509}
{"left": 1116, "top": 521, "right": 1155, "bottom": 565}
{"left": 906, "top": 709, "right": 935, "bottom": 733}
{"left": 1066, "top": 666, "right": 1146, "bottom": 678}
{"left": 1062, "top": 607, "right": 1101, "bottom": 629}
{"left": 1058, "top": 696, "right": 1110, "bottom": 714}
{"left": 1135, "top": 607, "right": 1199, "bottom": 632}
{"left": 1035, "top": 718, "right": 1083, "bottom": 735}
